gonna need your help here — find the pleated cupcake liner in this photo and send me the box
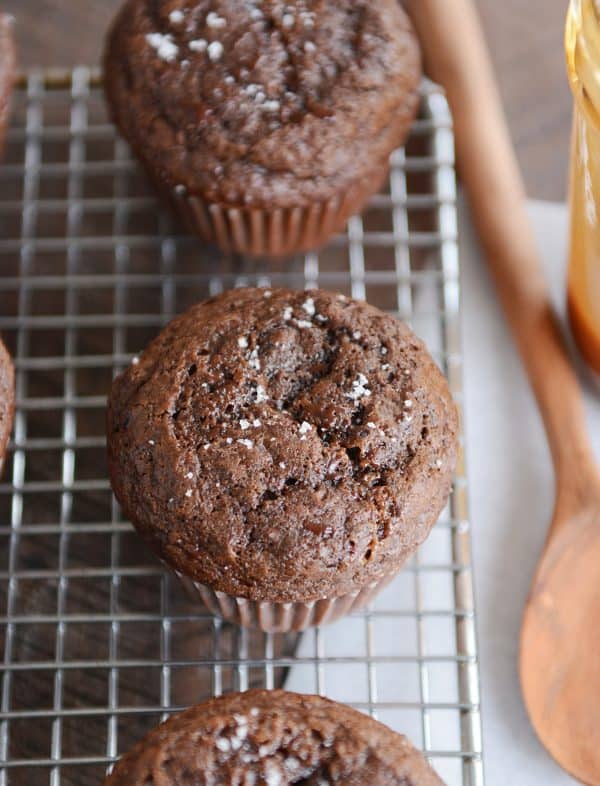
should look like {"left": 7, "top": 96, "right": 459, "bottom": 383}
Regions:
{"left": 175, "top": 570, "right": 398, "bottom": 633}
{"left": 169, "top": 176, "right": 381, "bottom": 258}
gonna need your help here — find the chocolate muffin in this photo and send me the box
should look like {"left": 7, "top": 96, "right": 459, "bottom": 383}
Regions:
{"left": 0, "top": 14, "right": 15, "bottom": 156}
{"left": 103, "top": 0, "right": 421, "bottom": 256}
{"left": 107, "top": 288, "right": 458, "bottom": 631}
{"left": 0, "top": 338, "right": 14, "bottom": 476}
{"left": 103, "top": 689, "right": 445, "bottom": 785}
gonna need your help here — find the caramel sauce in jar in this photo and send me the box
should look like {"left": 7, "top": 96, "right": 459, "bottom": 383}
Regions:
{"left": 566, "top": 0, "right": 600, "bottom": 375}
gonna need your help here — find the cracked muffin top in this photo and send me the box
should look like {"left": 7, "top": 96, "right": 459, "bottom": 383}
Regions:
{"left": 107, "top": 288, "right": 457, "bottom": 603}
{"left": 103, "top": 0, "right": 421, "bottom": 207}
{"left": 102, "top": 689, "right": 445, "bottom": 786}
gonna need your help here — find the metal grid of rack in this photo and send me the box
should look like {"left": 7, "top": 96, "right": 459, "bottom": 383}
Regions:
{"left": 0, "top": 68, "right": 483, "bottom": 786}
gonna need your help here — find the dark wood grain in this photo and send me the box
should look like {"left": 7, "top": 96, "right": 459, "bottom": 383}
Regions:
{"left": 3, "top": 0, "right": 573, "bottom": 200}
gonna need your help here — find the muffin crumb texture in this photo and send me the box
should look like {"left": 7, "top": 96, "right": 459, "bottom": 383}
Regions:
{"left": 107, "top": 289, "right": 458, "bottom": 603}
{"left": 102, "top": 690, "right": 445, "bottom": 786}
{"left": 104, "top": 0, "right": 421, "bottom": 207}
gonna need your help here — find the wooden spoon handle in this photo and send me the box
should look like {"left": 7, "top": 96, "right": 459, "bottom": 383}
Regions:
{"left": 405, "top": 0, "right": 597, "bottom": 487}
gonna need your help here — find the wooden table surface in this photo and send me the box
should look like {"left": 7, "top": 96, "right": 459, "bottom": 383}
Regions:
{"left": 4, "top": 0, "right": 573, "bottom": 201}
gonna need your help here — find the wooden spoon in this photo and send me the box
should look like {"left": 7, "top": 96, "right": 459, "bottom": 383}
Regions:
{"left": 405, "top": 0, "right": 600, "bottom": 782}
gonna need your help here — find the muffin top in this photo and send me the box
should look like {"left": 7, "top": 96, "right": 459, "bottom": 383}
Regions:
{"left": 107, "top": 288, "right": 457, "bottom": 603}
{"left": 0, "top": 338, "right": 14, "bottom": 474}
{"left": 103, "top": 689, "right": 444, "bottom": 786}
{"left": 103, "top": 0, "right": 421, "bottom": 207}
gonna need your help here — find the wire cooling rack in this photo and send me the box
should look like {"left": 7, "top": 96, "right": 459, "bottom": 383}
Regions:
{"left": 0, "top": 67, "right": 483, "bottom": 786}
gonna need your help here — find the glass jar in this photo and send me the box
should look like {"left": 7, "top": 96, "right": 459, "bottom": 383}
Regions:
{"left": 566, "top": 0, "right": 600, "bottom": 376}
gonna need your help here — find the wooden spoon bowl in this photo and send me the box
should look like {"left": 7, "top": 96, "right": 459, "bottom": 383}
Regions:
{"left": 521, "top": 485, "right": 600, "bottom": 785}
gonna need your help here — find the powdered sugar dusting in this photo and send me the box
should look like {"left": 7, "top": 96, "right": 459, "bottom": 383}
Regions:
{"left": 249, "top": 348, "right": 261, "bottom": 371}
{"left": 146, "top": 32, "right": 179, "bottom": 62}
{"left": 169, "top": 9, "right": 185, "bottom": 24}
{"left": 265, "top": 764, "right": 282, "bottom": 786}
{"left": 301, "top": 9, "right": 316, "bottom": 28}
{"left": 263, "top": 100, "right": 281, "bottom": 113}
{"left": 215, "top": 736, "right": 231, "bottom": 752}
{"left": 206, "top": 11, "right": 227, "bottom": 29}
{"left": 189, "top": 38, "right": 208, "bottom": 52}
{"left": 302, "top": 297, "right": 315, "bottom": 316}
{"left": 255, "top": 384, "right": 268, "bottom": 403}
{"left": 233, "top": 714, "right": 248, "bottom": 739}
{"left": 208, "top": 41, "right": 224, "bottom": 61}
{"left": 347, "top": 373, "right": 371, "bottom": 402}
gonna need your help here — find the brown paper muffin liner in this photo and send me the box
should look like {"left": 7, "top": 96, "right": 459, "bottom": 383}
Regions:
{"left": 167, "top": 167, "right": 388, "bottom": 258}
{"left": 174, "top": 570, "right": 397, "bottom": 633}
